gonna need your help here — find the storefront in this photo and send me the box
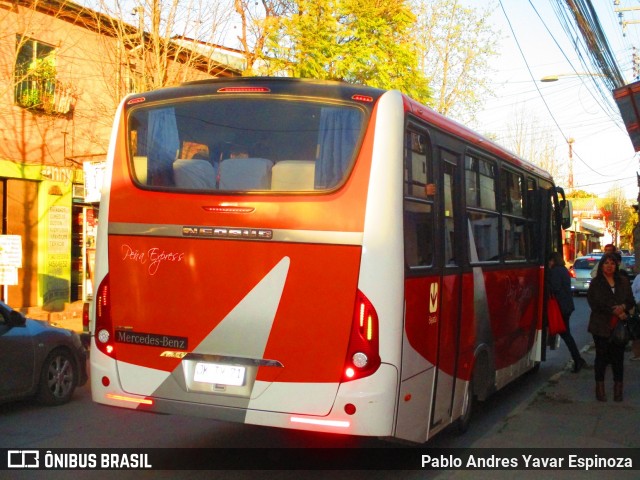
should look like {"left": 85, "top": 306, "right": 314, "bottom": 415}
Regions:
{"left": 0, "top": 160, "right": 100, "bottom": 311}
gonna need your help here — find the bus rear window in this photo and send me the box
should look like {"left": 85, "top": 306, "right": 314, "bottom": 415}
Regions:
{"left": 127, "top": 98, "right": 365, "bottom": 193}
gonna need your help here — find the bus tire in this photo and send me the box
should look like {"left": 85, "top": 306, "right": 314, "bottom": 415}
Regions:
{"left": 457, "top": 376, "right": 475, "bottom": 434}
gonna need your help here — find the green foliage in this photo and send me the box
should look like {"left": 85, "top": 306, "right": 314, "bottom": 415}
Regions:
{"left": 16, "top": 55, "right": 57, "bottom": 110}
{"left": 20, "top": 89, "right": 43, "bottom": 108}
{"left": 566, "top": 189, "right": 598, "bottom": 199}
{"left": 413, "top": 0, "right": 499, "bottom": 121}
{"left": 264, "top": 0, "right": 430, "bottom": 103}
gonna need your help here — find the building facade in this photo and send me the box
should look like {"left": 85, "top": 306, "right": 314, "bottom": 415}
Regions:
{"left": 0, "top": 0, "right": 238, "bottom": 312}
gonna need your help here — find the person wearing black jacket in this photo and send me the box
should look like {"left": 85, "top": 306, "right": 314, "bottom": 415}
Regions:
{"left": 587, "top": 252, "right": 635, "bottom": 402}
{"left": 548, "top": 252, "right": 586, "bottom": 373}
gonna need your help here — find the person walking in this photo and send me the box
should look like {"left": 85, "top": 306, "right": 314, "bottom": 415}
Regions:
{"left": 548, "top": 252, "right": 586, "bottom": 373}
{"left": 587, "top": 252, "right": 635, "bottom": 402}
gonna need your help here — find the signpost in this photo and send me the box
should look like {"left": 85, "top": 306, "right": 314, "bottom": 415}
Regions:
{"left": 0, "top": 235, "right": 22, "bottom": 302}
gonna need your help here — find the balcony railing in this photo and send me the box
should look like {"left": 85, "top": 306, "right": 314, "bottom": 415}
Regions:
{"left": 14, "top": 77, "right": 76, "bottom": 115}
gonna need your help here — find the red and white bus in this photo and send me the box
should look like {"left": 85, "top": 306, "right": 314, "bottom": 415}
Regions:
{"left": 90, "top": 77, "right": 570, "bottom": 443}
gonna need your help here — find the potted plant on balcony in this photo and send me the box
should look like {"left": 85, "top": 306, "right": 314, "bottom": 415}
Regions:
{"left": 18, "top": 57, "right": 56, "bottom": 112}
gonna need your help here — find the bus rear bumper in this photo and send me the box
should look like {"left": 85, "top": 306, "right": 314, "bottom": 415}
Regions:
{"left": 91, "top": 358, "right": 399, "bottom": 438}
{"left": 246, "top": 363, "right": 399, "bottom": 437}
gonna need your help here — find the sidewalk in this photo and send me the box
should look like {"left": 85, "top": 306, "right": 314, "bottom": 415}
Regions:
{"left": 434, "top": 342, "right": 640, "bottom": 479}
{"left": 465, "top": 341, "right": 640, "bottom": 449}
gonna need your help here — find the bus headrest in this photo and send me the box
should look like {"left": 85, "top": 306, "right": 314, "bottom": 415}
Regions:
{"left": 174, "top": 159, "right": 216, "bottom": 189}
{"left": 219, "top": 157, "right": 273, "bottom": 190}
{"left": 271, "top": 160, "right": 316, "bottom": 191}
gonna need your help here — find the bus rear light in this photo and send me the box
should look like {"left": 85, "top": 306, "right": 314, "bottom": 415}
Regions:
{"left": 94, "top": 274, "right": 116, "bottom": 359}
{"left": 352, "top": 94, "right": 374, "bottom": 103}
{"left": 82, "top": 302, "right": 90, "bottom": 331}
{"left": 342, "top": 290, "right": 381, "bottom": 382}
{"left": 126, "top": 97, "right": 146, "bottom": 105}
{"left": 344, "top": 403, "right": 356, "bottom": 415}
{"left": 101, "top": 376, "right": 110, "bottom": 387}
{"left": 217, "top": 87, "right": 270, "bottom": 93}
{"left": 202, "top": 205, "right": 255, "bottom": 214}
{"left": 290, "top": 417, "right": 350, "bottom": 428}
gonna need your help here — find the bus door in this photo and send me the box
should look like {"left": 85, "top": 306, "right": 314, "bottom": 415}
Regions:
{"left": 430, "top": 148, "right": 463, "bottom": 430}
{"left": 396, "top": 128, "right": 439, "bottom": 443}
{"left": 395, "top": 132, "right": 464, "bottom": 442}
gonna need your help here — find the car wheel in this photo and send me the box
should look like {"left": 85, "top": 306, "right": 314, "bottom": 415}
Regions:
{"left": 36, "top": 348, "right": 77, "bottom": 406}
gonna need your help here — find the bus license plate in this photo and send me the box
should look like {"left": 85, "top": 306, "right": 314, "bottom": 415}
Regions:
{"left": 194, "top": 362, "right": 245, "bottom": 386}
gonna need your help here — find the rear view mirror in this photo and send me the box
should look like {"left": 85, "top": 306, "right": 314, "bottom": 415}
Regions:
{"left": 559, "top": 199, "right": 573, "bottom": 230}
{"left": 8, "top": 310, "right": 26, "bottom": 327}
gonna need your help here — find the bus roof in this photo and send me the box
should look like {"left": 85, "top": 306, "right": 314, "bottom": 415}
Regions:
{"left": 124, "top": 76, "right": 553, "bottom": 183}
{"left": 401, "top": 95, "right": 554, "bottom": 182}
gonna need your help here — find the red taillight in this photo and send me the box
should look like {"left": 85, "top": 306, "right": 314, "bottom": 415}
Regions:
{"left": 342, "top": 289, "right": 381, "bottom": 382}
{"left": 94, "top": 274, "right": 115, "bottom": 358}
{"left": 352, "top": 94, "right": 374, "bottom": 103}
{"left": 569, "top": 268, "right": 576, "bottom": 279}
{"left": 82, "top": 302, "right": 90, "bottom": 331}
{"left": 217, "top": 87, "right": 270, "bottom": 93}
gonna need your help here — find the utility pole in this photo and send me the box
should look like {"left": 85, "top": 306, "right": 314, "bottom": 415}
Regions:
{"left": 567, "top": 138, "right": 574, "bottom": 190}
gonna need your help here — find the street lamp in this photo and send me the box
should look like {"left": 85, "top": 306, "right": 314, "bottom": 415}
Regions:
{"left": 540, "top": 73, "right": 609, "bottom": 82}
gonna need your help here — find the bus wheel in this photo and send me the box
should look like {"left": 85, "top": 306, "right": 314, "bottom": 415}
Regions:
{"left": 457, "top": 376, "right": 475, "bottom": 434}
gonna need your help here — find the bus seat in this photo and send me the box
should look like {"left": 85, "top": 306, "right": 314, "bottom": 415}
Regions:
{"left": 133, "top": 156, "right": 148, "bottom": 184}
{"left": 271, "top": 160, "right": 316, "bottom": 191}
{"left": 219, "top": 158, "right": 273, "bottom": 190}
{"left": 173, "top": 159, "right": 216, "bottom": 189}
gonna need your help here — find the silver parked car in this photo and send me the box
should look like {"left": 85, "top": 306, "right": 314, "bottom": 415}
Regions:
{"left": 620, "top": 255, "right": 636, "bottom": 281}
{"left": 569, "top": 255, "right": 601, "bottom": 295}
{"left": 0, "top": 301, "right": 88, "bottom": 405}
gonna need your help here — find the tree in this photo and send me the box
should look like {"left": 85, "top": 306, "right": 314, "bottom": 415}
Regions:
{"left": 87, "top": 0, "right": 236, "bottom": 98}
{"left": 503, "top": 105, "right": 561, "bottom": 179}
{"left": 566, "top": 189, "right": 597, "bottom": 199}
{"left": 412, "top": 0, "right": 498, "bottom": 122}
{"left": 232, "top": 0, "right": 292, "bottom": 75}
{"left": 257, "top": 0, "right": 430, "bottom": 102}
{"left": 338, "top": 0, "right": 429, "bottom": 100}
{"left": 604, "top": 184, "right": 633, "bottom": 249}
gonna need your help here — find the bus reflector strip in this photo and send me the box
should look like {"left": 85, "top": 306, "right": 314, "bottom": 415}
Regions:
{"left": 290, "top": 417, "right": 350, "bottom": 428}
{"left": 106, "top": 393, "right": 154, "bottom": 405}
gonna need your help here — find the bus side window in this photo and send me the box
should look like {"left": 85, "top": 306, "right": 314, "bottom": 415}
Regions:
{"left": 441, "top": 154, "right": 458, "bottom": 267}
{"left": 466, "top": 155, "right": 499, "bottom": 263}
{"left": 404, "top": 202, "right": 434, "bottom": 267}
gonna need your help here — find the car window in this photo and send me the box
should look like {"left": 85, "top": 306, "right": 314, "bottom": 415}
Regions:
{"left": 573, "top": 258, "right": 599, "bottom": 269}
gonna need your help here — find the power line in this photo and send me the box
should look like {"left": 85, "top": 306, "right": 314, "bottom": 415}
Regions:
{"left": 497, "top": 0, "right": 609, "bottom": 177}
{"left": 550, "top": 0, "right": 626, "bottom": 89}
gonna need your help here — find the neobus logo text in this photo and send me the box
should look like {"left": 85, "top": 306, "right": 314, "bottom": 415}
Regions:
{"left": 182, "top": 226, "right": 273, "bottom": 240}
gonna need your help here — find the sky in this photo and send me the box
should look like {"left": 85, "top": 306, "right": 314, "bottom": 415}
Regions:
{"left": 78, "top": 0, "right": 640, "bottom": 200}
{"left": 463, "top": 0, "right": 640, "bottom": 201}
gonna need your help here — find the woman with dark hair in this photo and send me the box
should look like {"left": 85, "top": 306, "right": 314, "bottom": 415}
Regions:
{"left": 548, "top": 252, "right": 586, "bottom": 373}
{"left": 587, "top": 252, "right": 635, "bottom": 402}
